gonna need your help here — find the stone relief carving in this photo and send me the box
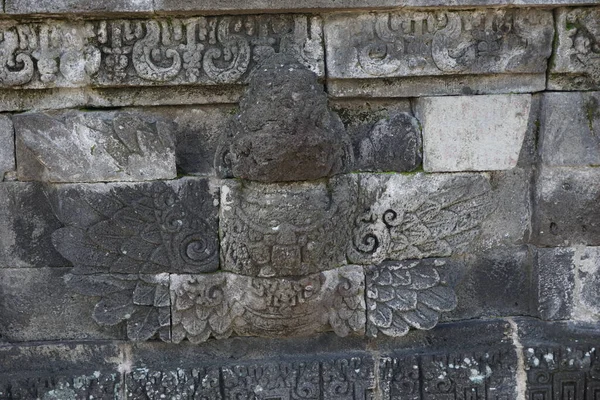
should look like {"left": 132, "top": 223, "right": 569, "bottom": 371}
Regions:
{"left": 0, "top": 15, "right": 323, "bottom": 88}
{"left": 366, "top": 259, "right": 458, "bottom": 337}
{"left": 551, "top": 7, "right": 600, "bottom": 90}
{"left": 215, "top": 53, "right": 352, "bottom": 182}
{"left": 325, "top": 9, "right": 553, "bottom": 79}
{"left": 220, "top": 178, "right": 355, "bottom": 277}
{"left": 349, "top": 173, "right": 495, "bottom": 265}
{"left": 170, "top": 265, "right": 366, "bottom": 344}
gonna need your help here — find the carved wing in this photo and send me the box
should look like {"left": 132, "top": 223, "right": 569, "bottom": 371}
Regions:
{"left": 366, "top": 260, "right": 457, "bottom": 337}
{"left": 329, "top": 267, "right": 366, "bottom": 337}
{"left": 171, "top": 274, "right": 235, "bottom": 344}
{"left": 52, "top": 180, "right": 218, "bottom": 275}
{"left": 66, "top": 273, "right": 171, "bottom": 341}
{"left": 350, "top": 174, "right": 494, "bottom": 264}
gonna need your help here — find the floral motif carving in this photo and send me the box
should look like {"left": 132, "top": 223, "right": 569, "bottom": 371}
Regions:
{"left": 170, "top": 265, "right": 365, "bottom": 344}
{"left": 0, "top": 15, "right": 323, "bottom": 88}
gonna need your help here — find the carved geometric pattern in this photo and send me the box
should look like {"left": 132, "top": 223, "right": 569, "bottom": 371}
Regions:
{"left": 0, "top": 15, "right": 323, "bottom": 88}
{"left": 170, "top": 265, "right": 366, "bottom": 344}
{"left": 525, "top": 346, "right": 600, "bottom": 400}
{"left": 366, "top": 259, "right": 458, "bottom": 337}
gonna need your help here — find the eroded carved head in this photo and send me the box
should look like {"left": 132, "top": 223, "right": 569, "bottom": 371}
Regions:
{"left": 216, "top": 53, "right": 353, "bottom": 182}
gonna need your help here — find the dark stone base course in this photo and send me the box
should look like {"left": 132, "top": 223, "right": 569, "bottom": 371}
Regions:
{"left": 6, "top": 318, "right": 598, "bottom": 399}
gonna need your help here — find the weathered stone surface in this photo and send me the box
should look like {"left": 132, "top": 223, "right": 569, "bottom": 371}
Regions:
{"left": 533, "top": 167, "right": 600, "bottom": 247}
{"left": 0, "top": 16, "right": 323, "bottom": 89}
{"left": 535, "top": 246, "right": 600, "bottom": 322}
{"left": 329, "top": 73, "right": 546, "bottom": 98}
{"left": 6, "top": 0, "right": 152, "bottom": 13}
{"left": 325, "top": 10, "right": 553, "bottom": 92}
{"left": 415, "top": 94, "right": 531, "bottom": 172}
{"left": 51, "top": 177, "right": 219, "bottom": 275}
{"left": 444, "top": 246, "right": 534, "bottom": 322}
{"left": 220, "top": 177, "right": 355, "bottom": 277}
{"left": 549, "top": 7, "right": 600, "bottom": 91}
{"left": 14, "top": 110, "right": 176, "bottom": 183}
{"left": 0, "top": 342, "right": 122, "bottom": 399}
{"left": 515, "top": 317, "right": 600, "bottom": 400}
{"left": 0, "top": 115, "right": 14, "bottom": 181}
{"left": 535, "top": 247, "right": 576, "bottom": 321}
{"left": 349, "top": 173, "right": 494, "bottom": 265}
{"left": 170, "top": 265, "right": 365, "bottom": 343}
{"left": 0, "top": 182, "right": 67, "bottom": 268}
{"left": 366, "top": 258, "right": 459, "bottom": 337}
{"left": 215, "top": 54, "right": 352, "bottom": 182}
{"left": 539, "top": 92, "right": 600, "bottom": 167}
{"left": 0, "top": 268, "right": 124, "bottom": 341}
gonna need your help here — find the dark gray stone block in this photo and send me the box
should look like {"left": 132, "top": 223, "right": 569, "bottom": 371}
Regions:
{"left": 215, "top": 54, "right": 353, "bottom": 182}
{"left": 0, "top": 115, "right": 14, "bottom": 181}
{"left": 0, "top": 182, "right": 67, "bottom": 268}
{"left": 366, "top": 258, "right": 459, "bottom": 338}
{"left": 0, "top": 268, "right": 124, "bottom": 341}
{"left": 533, "top": 167, "right": 600, "bottom": 247}
{"left": 539, "top": 92, "right": 600, "bottom": 167}
{"left": 535, "top": 247, "right": 576, "bottom": 321}
{"left": 51, "top": 177, "right": 219, "bottom": 275}
{"left": 14, "top": 110, "right": 176, "bottom": 183}
{"left": 220, "top": 176, "right": 356, "bottom": 277}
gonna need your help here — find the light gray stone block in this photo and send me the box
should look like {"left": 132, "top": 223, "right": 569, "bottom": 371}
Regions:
{"left": 573, "top": 246, "right": 600, "bottom": 322}
{"left": 5, "top": 0, "right": 153, "bottom": 13}
{"left": 533, "top": 167, "right": 600, "bottom": 247}
{"left": 415, "top": 94, "right": 531, "bottom": 172}
{"left": 14, "top": 110, "right": 176, "bottom": 183}
{"left": 349, "top": 173, "right": 494, "bottom": 265}
{"left": 171, "top": 265, "right": 366, "bottom": 344}
{"left": 549, "top": 8, "right": 600, "bottom": 91}
{"left": 0, "top": 267, "right": 124, "bottom": 341}
{"left": 0, "top": 115, "right": 14, "bottom": 181}
{"left": 539, "top": 92, "right": 600, "bottom": 167}
{"left": 220, "top": 176, "right": 356, "bottom": 277}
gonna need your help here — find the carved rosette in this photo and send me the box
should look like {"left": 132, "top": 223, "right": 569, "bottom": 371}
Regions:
{"left": 171, "top": 265, "right": 366, "bottom": 344}
{"left": 366, "top": 259, "right": 459, "bottom": 337}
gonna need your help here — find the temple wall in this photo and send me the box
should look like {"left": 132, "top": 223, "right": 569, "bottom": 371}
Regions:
{"left": 0, "top": 0, "right": 599, "bottom": 398}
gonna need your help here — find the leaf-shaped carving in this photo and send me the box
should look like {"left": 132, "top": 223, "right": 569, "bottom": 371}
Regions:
{"left": 366, "top": 259, "right": 459, "bottom": 337}
{"left": 127, "top": 306, "right": 160, "bottom": 341}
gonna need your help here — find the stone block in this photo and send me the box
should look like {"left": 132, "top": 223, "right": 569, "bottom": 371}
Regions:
{"left": 325, "top": 10, "right": 553, "bottom": 96}
{"left": 415, "top": 94, "right": 531, "bottom": 172}
{"left": 444, "top": 246, "right": 534, "bottom": 322}
{"left": 332, "top": 99, "right": 422, "bottom": 172}
{"left": 576, "top": 246, "right": 600, "bottom": 321}
{"left": 539, "top": 92, "right": 600, "bottom": 167}
{"left": 170, "top": 265, "right": 365, "bottom": 343}
{"left": 366, "top": 258, "right": 459, "bottom": 338}
{"left": 5, "top": 0, "right": 153, "bottom": 13}
{"left": 0, "top": 268, "right": 124, "bottom": 341}
{"left": 0, "top": 115, "right": 14, "bottom": 181}
{"left": 533, "top": 167, "right": 600, "bottom": 247}
{"left": 51, "top": 177, "right": 219, "bottom": 275}
{"left": 215, "top": 54, "right": 352, "bottom": 182}
{"left": 0, "top": 342, "right": 122, "bottom": 399}
{"left": 14, "top": 110, "right": 176, "bottom": 183}
{"left": 349, "top": 173, "right": 495, "bottom": 265}
{"left": 0, "top": 16, "right": 323, "bottom": 89}
{"left": 549, "top": 8, "right": 600, "bottom": 91}
{"left": 0, "top": 182, "right": 67, "bottom": 268}
{"left": 220, "top": 177, "right": 355, "bottom": 277}
{"left": 328, "top": 74, "right": 546, "bottom": 98}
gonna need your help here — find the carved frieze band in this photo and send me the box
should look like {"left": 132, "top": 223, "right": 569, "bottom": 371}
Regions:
{"left": 325, "top": 9, "right": 554, "bottom": 79}
{"left": 0, "top": 15, "right": 323, "bottom": 88}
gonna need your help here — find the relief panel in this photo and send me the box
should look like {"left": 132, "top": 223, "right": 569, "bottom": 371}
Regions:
{"left": 170, "top": 265, "right": 365, "bottom": 344}
{"left": 0, "top": 15, "right": 323, "bottom": 89}
{"left": 325, "top": 10, "right": 553, "bottom": 79}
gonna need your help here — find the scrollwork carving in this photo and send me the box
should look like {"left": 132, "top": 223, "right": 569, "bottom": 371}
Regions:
{"left": 132, "top": 20, "right": 182, "bottom": 82}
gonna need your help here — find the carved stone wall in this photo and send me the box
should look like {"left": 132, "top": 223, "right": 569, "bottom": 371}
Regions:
{"left": 0, "top": 1, "right": 599, "bottom": 399}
